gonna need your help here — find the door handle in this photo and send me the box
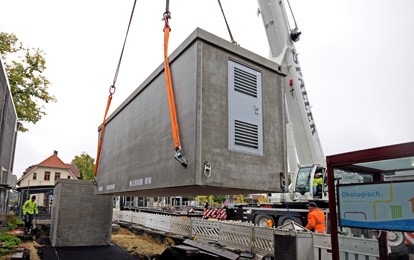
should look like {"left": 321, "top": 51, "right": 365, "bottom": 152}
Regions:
{"left": 254, "top": 105, "right": 259, "bottom": 115}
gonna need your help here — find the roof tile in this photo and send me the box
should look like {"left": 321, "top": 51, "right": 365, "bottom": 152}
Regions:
{"left": 38, "top": 154, "right": 69, "bottom": 169}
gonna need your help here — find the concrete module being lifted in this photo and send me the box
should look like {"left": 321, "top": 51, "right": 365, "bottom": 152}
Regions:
{"left": 96, "top": 28, "right": 287, "bottom": 196}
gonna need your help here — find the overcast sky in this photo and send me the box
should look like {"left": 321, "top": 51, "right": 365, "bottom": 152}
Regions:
{"left": 1, "top": 0, "right": 413, "bottom": 178}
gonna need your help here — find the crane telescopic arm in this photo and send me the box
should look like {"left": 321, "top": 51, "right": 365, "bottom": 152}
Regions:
{"left": 257, "top": 0, "right": 325, "bottom": 172}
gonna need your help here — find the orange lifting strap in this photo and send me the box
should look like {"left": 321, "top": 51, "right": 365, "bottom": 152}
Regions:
{"left": 163, "top": 11, "right": 187, "bottom": 167}
{"left": 163, "top": 28, "right": 180, "bottom": 150}
{"left": 94, "top": 87, "right": 114, "bottom": 177}
{"left": 94, "top": 0, "right": 137, "bottom": 177}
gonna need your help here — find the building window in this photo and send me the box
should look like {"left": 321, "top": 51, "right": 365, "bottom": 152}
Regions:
{"left": 54, "top": 172, "right": 61, "bottom": 180}
{"left": 67, "top": 176, "right": 71, "bottom": 179}
{"left": 44, "top": 171, "right": 50, "bottom": 181}
{"left": 33, "top": 172, "right": 37, "bottom": 180}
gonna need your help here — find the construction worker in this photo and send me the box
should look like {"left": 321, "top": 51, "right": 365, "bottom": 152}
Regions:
{"left": 22, "top": 195, "right": 39, "bottom": 232}
{"left": 313, "top": 172, "right": 323, "bottom": 196}
{"left": 266, "top": 218, "right": 273, "bottom": 228}
{"left": 305, "top": 202, "right": 325, "bottom": 233}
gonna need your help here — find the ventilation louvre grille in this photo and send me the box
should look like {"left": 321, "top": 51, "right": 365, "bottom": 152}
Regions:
{"left": 234, "top": 67, "right": 257, "bottom": 98}
{"left": 234, "top": 120, "right": 259, "bottom": 149}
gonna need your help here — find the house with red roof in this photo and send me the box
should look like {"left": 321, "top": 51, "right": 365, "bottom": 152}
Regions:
{"left": 17, "top": 151, "right": 80, "bottom": 208}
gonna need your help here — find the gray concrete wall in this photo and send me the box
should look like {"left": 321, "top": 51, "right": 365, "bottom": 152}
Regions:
{"left": 50, "top": 179, "right": 112, "bottom": 247}
{"left": 199, "top": 41, "right": 285, "bottom": 192}
{"left": 96, "top": 28, "right": 286, "bottom": 196}
{"left": 0, "top": 188, "right": 8, "bottom": 229}
{"left": 0, "top": 57, "right": 17, "bottom": 229}
{"left": 0, "top": 57, "right": 18, "bottom": 174}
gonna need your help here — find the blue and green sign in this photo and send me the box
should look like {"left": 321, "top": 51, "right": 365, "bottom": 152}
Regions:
{"left": 338, "top": 181, "right": 414, "bottom": 231}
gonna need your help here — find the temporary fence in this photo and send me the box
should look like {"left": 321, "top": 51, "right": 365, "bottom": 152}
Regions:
{"left": 113, "top": 209, "right": 379, "bottom": 258}
{"left": 203, "top": 208, "right": 227, "bottom": 220}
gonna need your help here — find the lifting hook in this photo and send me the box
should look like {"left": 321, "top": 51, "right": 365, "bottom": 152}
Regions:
{"left": 175, "top": 147, "right": 188, "bottom": 168}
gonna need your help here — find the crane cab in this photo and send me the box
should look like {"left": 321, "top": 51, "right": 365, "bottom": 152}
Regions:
{"left": 290, "top": 165, "right": 328, "bottom": 202}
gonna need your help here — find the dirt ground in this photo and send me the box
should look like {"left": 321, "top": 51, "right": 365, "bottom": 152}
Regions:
{"left": 1, "top": 227, "right": 170, "bottom": 260}
{"left": 112, "top": 228, "right": 174, "bottom": 258}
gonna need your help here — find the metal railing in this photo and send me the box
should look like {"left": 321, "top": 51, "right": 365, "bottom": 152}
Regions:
{"left": 113, "top": 210, "right": 379, "bottom": 258}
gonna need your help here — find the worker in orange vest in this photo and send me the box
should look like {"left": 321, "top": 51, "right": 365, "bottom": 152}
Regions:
{"left": 305, "top": 202, "right": 326, "bottom": 233}
{"left": 266, "top": 218, "right": 273, "bottom": 228}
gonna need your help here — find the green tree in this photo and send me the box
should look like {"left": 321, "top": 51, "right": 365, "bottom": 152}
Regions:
{"left": 212, "top": 195, "right": 227, "bottom": 205}
{"left": 235, "top": 194, "right": 247, "bottom": 203}
{"left": 196, "top": 196, "right": 209, "bottom": 206}
{"left": 0, "top": 32, "right": 55, "bottom": 132}
{"left": 195, "top": 195, "right": 227, "bottom": 207}
{"left": 71, "top": 153, "right": 95, "bottom": 180}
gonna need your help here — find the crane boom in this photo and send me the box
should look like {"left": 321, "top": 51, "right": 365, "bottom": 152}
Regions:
{"left": 258, "top": 0, "right": 325, "bottom": 170}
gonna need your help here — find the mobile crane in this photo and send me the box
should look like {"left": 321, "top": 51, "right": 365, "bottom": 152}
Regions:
{"left": 234, "top": 0, "right": 330, "bottom": 227}
{"left": 113, "top": 0, "right": 410, "bottom": 255}
{"left": 227, "top": 1, "right": 410, "bottom": 256}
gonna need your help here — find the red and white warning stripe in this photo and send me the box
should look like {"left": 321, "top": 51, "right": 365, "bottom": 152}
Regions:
{"left": 405, "top": 232, "right": 414, "bottom": 245}
{"left": 203, "top": 208, "right": 227, "bottom": 220}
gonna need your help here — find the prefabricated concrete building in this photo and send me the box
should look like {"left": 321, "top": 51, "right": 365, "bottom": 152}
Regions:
{"left": 96, "top": 28, "right": 287, "bottom": 196}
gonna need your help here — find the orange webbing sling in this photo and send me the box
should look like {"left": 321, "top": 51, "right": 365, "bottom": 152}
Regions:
{"left": 94, "top": 0, "right": 137, "bottom": 177}
{"left": 93, "top": 86, "right": 114, "bottom": 177}
{"left": 163, "top": 10, "right": 187, "bottom": 167}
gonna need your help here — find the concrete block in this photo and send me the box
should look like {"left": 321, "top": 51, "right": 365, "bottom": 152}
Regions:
{"left": 50, "top": 179, "right": 112, "bottom": 247}
{"left": 96, "top": 28, "right": 287, "bottom": 196}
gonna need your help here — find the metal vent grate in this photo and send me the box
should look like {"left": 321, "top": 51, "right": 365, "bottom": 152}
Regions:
{"left": 234, "top": 67, "right": 257, "bottom": 98}
{"left": 234, "top": 120, "right": 259, "bottom": 149}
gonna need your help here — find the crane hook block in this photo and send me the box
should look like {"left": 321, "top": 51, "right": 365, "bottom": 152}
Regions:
{"left": 291, "top": 30, "right": 302, "bottom": 42}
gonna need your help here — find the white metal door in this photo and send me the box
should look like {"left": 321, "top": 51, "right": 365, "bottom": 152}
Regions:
{"left": 228, "top": 60, "right": 263, "bottom": 156}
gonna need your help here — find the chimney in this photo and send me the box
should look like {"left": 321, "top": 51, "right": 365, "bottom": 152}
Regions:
{"left": 54, "top": 150, "right": 58, "bottom": 156}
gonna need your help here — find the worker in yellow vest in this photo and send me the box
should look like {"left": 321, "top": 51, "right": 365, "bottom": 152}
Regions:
{"left": 22, "top": 196, "right": 39, "bottom": 232}
{"left": 313, "top": 172, "right": 323, "bottom": 197}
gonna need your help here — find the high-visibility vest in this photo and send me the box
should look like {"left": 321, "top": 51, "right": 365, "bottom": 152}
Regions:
{"left": 306, "top": 208, "right": 326, "bottom": 233}
{"left": 22, "top": 199, "right": 38, "bottom": 215}
{"left": 313, "top": 177, "right": 323, "bottom": 187}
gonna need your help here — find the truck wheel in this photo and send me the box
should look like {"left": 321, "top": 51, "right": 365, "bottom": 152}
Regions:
{"left": 388, "top": 231, "right": 408, "bottom": 256}
{"left": 261, "top": 254, "right": 274, "bottom": 260}
{"left": 277, "top": 216, "right": 302, "bottom": 227}
{"left": 254, "top": 215, "right": 275, "bottom": 227}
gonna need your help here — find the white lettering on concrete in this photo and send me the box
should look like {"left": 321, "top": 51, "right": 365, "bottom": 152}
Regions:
{"left": 129, "top": 178, "right": 143, "bottom": 187}
{"left": 106, "top": 184, "right": 115, "bottom": 190}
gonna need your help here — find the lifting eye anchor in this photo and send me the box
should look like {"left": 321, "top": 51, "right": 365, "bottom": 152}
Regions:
{"left": 280, "top": 172, "right": 287, "bottom": 191}
{"left": 203, "top": 161, "right": 212, "bottom": 178}
{"left": 175, "top": 147, "right": 188, "bottom": 168}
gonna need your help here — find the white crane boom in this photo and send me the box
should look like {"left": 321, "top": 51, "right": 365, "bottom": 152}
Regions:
{"left": 258, "top": 0, "right": 326, "bottom": 171}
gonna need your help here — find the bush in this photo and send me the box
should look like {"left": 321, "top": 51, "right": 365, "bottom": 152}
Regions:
{"left": 0, "top": 248, "right": 11, "bottom": 256}
{"left": 6, "top": 214, "right": 23, "bottom": 229}
{"left": 6, "top": 222, "right": 15, "bottom": 231}
{"left": 0, "top": 232, "right": 21, "bottom": 256}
